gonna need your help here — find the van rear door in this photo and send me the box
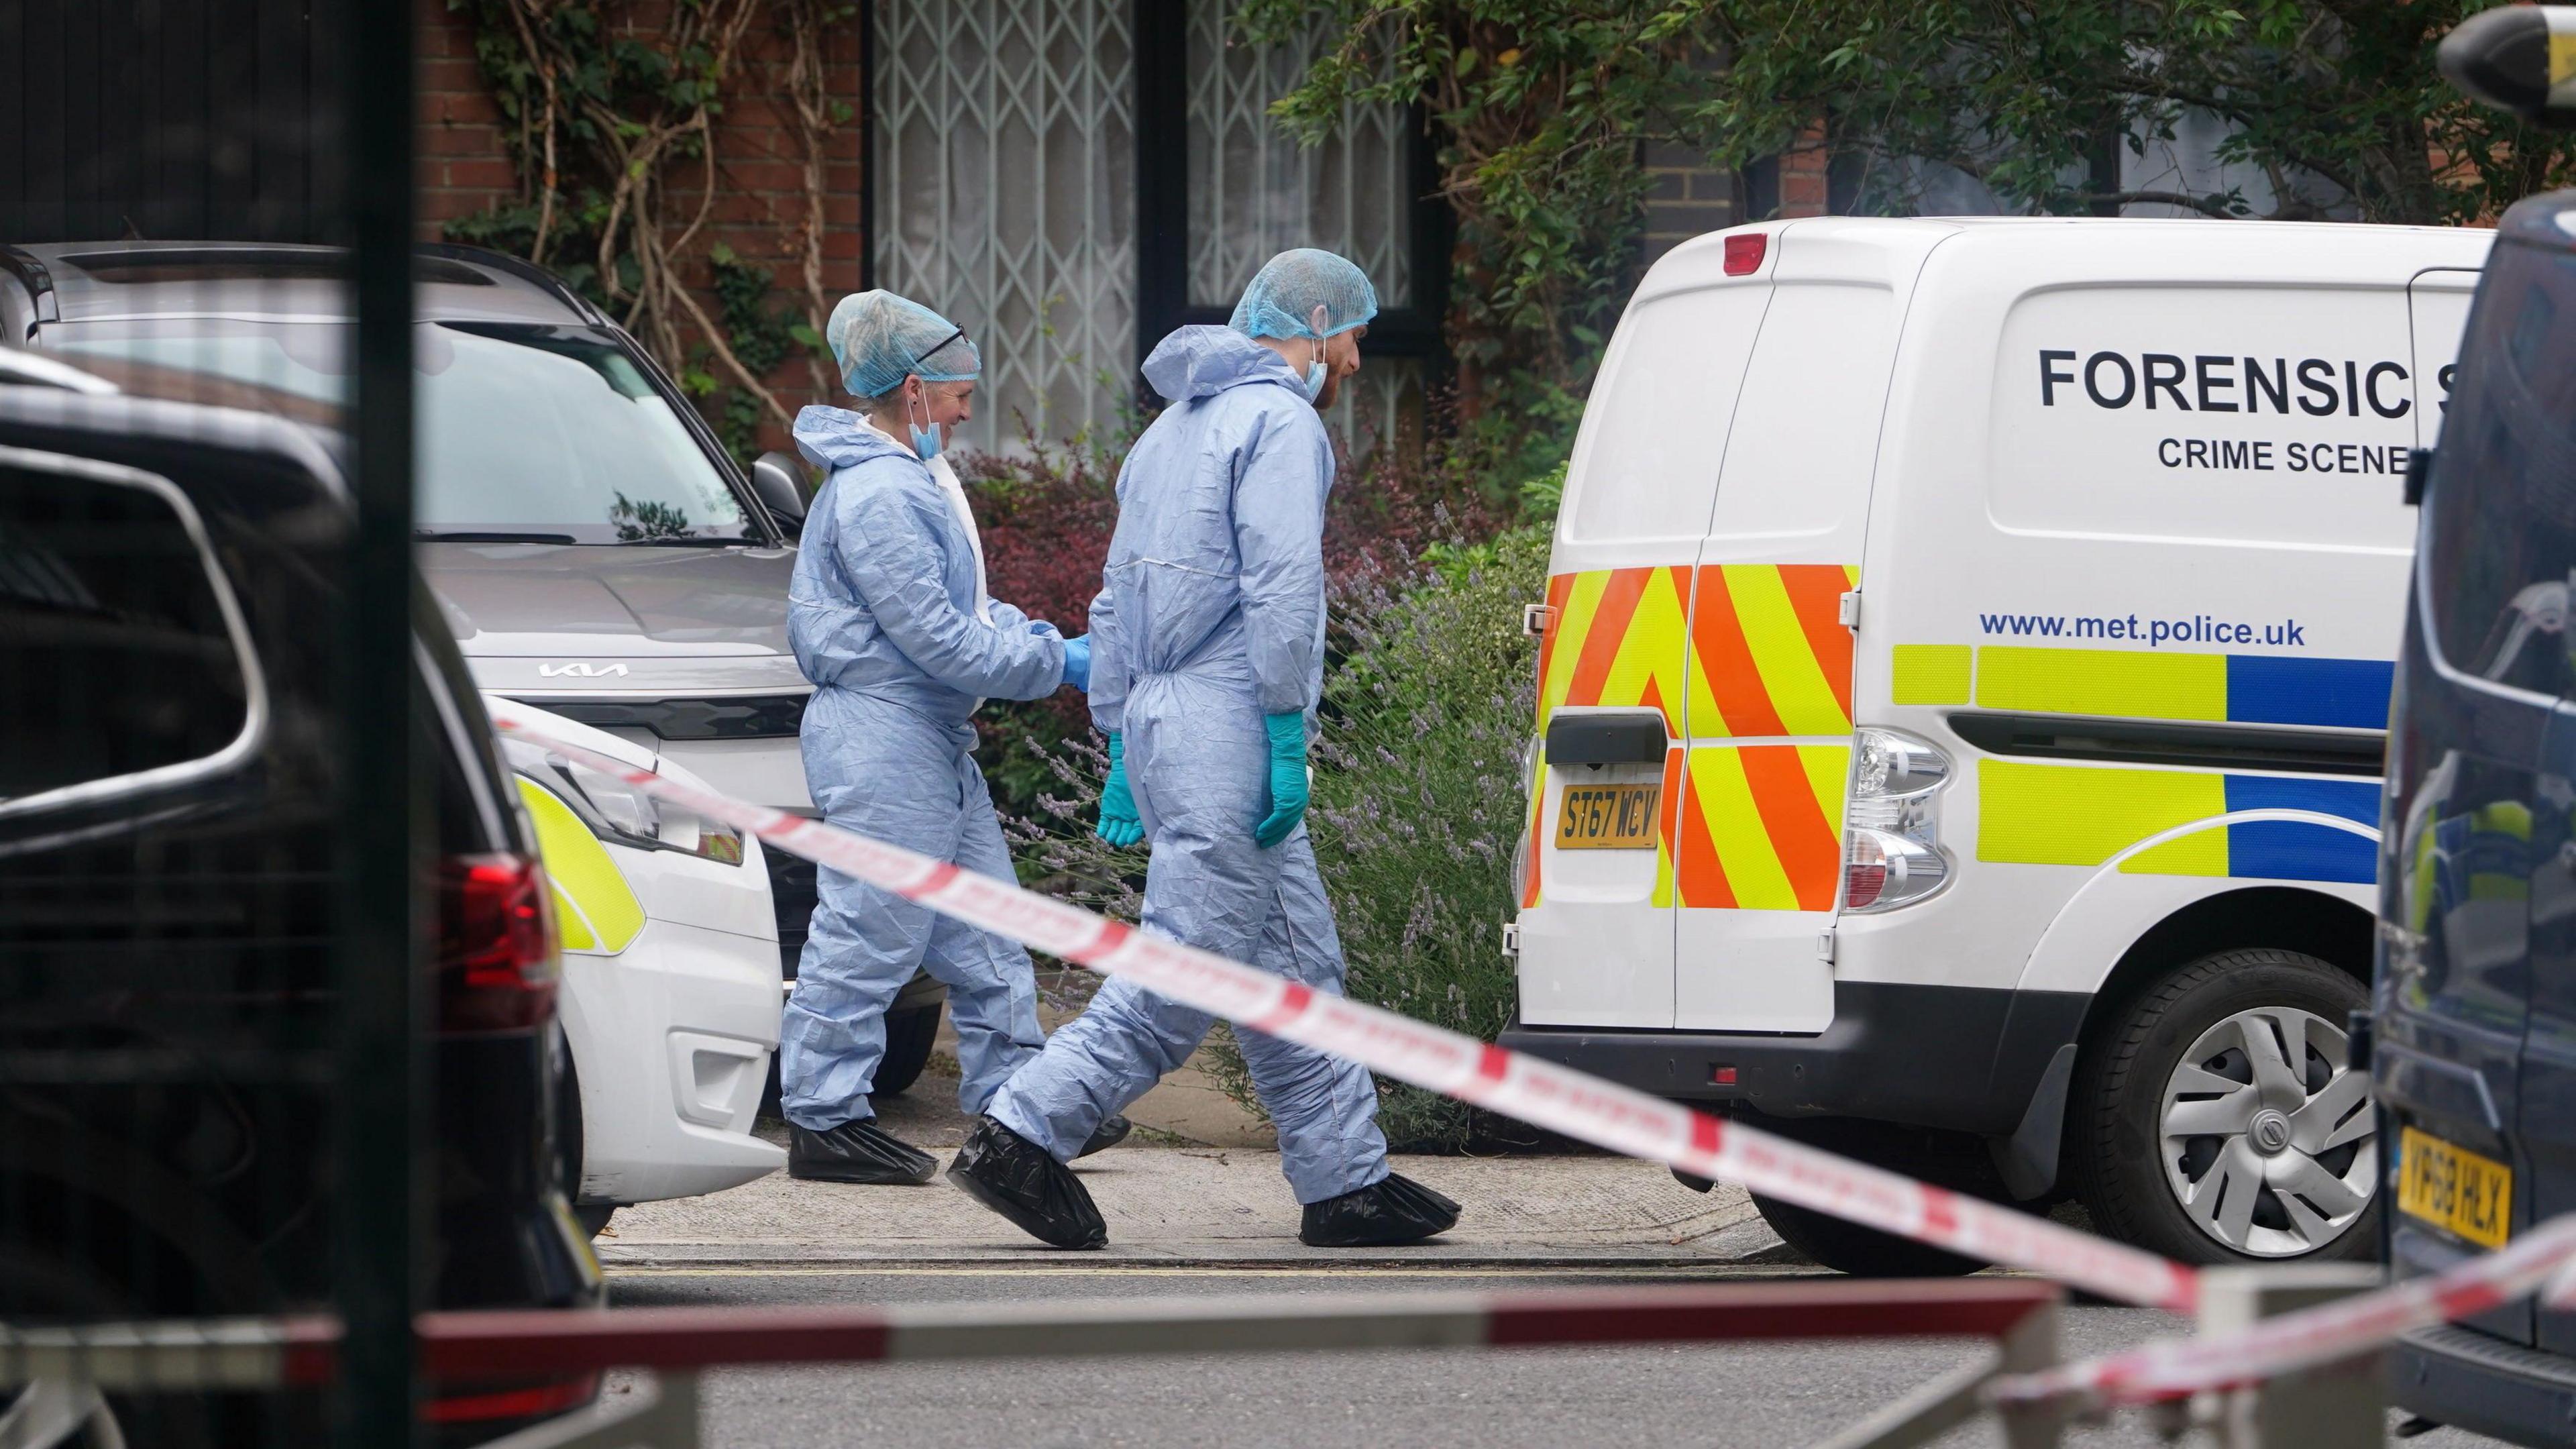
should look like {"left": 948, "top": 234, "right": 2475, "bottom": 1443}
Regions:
{"left": 1670, "top": 230, "right": 1913, "bottom": 1033}
{"left": 1519, "top": 236, "right": 1775, "bottom": 1029}
{"left": 2385, "top": 238, "right": 2563, "bottom": 1348}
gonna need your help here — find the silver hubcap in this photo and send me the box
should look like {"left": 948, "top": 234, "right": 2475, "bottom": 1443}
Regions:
{"left": 2157, "top": 1006, "right": 2375, "bottom": 1258}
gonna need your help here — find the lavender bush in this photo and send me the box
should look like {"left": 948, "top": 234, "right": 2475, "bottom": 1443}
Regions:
{"left": 1293, "top": 526, "right": 1546, "bottom": 1148}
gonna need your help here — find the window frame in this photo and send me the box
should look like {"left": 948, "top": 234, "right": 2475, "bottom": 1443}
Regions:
{"left": 0, "top": 443, "right": 272, "bottom": 824}
{"left": 856, "top": 0, "right": 1453, "bottom": 391}
{"left": 1131, "top": 0, "right": 1451, "bottom": 369}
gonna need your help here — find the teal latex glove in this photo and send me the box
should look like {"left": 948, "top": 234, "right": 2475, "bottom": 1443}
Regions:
{"left": 1095, "top": 732, "right": 1144, "bottom": 847}
{"left": 1253, "top": 711, "right": 1309, "bottom": 849}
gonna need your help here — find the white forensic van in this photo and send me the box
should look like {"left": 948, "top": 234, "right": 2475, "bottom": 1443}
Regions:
{"left": 1497, "top": 217, "right": 2493, "bottom": 1269}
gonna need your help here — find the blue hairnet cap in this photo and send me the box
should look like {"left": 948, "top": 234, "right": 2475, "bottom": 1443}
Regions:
{"left": 1228, "top": 249, "right": 1379, "bottom": 341}
{"left": 826, "top": 290, "right": 982, "bottom": 398}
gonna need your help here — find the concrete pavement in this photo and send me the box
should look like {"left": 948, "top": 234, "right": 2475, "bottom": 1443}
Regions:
{"left": 649, "top": 1057, "right": 1790, "bottom": 1269}
{"left": 597, "top": 1142, "right": 1794, "bottom": 1269}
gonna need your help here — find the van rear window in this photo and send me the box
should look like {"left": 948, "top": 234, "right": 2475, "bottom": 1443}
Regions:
{"left": 1988, "top": 286, "right": 2424, "bottom": 551}
{"left": 1562, "top": 284, "right": 1770, "bottom": 545}
{"left": 2422, "top": 237, "right": 2576, "bottom": 700}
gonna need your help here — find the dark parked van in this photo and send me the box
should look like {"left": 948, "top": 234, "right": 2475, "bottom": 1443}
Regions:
{"left": 2379, "top": 191, "right": 2576, "bottom": 1443}
{"left": 0, "top": 368, "right": 603, "bottom": 1441}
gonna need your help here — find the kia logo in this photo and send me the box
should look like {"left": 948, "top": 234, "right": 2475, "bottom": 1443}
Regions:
{"left": 537, "top": 662, "right": 631, "bottom": 678}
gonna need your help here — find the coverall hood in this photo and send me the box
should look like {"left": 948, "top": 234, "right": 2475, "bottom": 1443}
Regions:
{"left": 1141, "top": 325, "right": 1305, "bottom": 404}
{"left": 793, "top": 404, "right": 913, "bottom": 472}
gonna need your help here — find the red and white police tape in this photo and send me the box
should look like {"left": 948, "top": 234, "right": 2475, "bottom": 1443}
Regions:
{"left": 1990, "top": 1214, "right": 2576, "bottom": 1409}
{"left": 491, "top": 712, "right": 2196, "bottom": 1313}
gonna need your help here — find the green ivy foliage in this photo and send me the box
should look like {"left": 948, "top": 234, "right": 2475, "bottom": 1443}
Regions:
{"left": 443, "top": 0, "right": 837, "bottom": 464}
{"left": 706, "top": 245, "right": 810, "bottom": 462}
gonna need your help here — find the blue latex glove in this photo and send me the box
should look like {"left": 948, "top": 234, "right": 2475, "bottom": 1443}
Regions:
{"left": 1095, "top": 732, "right": 1144, "bottom": 847}
{"left": 1061, "top": 634, "right": 1091, "bottom": 693}
{"left": 1253, "top": 711, "right": 1309, "bottom": 849}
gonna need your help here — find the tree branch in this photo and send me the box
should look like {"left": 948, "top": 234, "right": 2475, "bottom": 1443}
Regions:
{"left": 2082, "top": 189, "right": 2245, "bottom": 219}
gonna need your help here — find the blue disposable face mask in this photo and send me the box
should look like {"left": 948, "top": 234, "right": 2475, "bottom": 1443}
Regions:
{"left": 907, "top": 388, "right": 943, "bottom": 460}
{"left": 1300, "top": 339, "right": 1329, "bottom": 402}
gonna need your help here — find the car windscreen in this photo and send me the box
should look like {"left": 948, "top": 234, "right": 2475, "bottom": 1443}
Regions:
{"left": 48, "top": 319, "right": 756, "bottom": 545}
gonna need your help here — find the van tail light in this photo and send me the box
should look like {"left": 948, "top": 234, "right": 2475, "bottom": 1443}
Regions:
{"left": 1723, "top": 233, "right": 1767, "bottom": 276}
{"left": 437, "top": 853, "right": 560, "bottom": 1034}
{"left": 1841, "top": 729, "right": 1951, "bottom": 913}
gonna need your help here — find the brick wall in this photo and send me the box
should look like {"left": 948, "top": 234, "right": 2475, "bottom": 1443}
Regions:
{"left": 1640, "top": 140, "right": 1737, "bottom": 268}
{"left": 1638, "top": 127, "right": 1833, "bottom": 269}
{"left": 415, "top": 0, "right": 865, "bottom": 452}
{"left": 1775, "top": 133, "right": 1831, "bottom": 218}
{"left": 417, "top": 1, "right": 516, "bottom": 239}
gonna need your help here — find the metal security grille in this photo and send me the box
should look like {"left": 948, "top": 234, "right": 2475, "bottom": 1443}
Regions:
{"left": 1182, "top": 5, "right": 1412, "bottom": 313}
{"left": 1180, "top": 3, "right": 1421, "bottom": 453}
{"left": 871, "top": 0, "right": 1138, "bottom": 455}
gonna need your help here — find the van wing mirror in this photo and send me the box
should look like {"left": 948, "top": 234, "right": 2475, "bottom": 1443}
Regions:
{"left": 2440, "top": 7, "right": 2576, "bottom": 123}
{"left": 750, "top": 450, "right": 810, "bottom": 538}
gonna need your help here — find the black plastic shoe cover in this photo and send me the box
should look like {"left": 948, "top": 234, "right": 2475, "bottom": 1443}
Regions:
{"left": 1298, "top": 1171, "right": 1461, "bottom": 1247}
{"left": 1076, "top": 1114, "right": 1133, "bottom": 1159}
{"left": 787, "top": 1120, "right": 938, "bottom": 1185}
{"left": 1670, "top": 1165, "right": 1717, "bottom": 1193}
{"left": 947, "top": 1116, "right": 1108, "bottom": 1249}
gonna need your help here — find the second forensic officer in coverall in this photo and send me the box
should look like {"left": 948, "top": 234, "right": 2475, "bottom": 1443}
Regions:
{"left": 945, "top": 250, "right": 1463, "bottom": 1248}
{"left": 781, "top": 290, "right": 1127, "bottom": 1184}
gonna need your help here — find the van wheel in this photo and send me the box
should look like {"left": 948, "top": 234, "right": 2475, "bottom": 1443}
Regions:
{"left": 873, "top": 1001, "right": 943, "bottom": 1097}
{"left": 1751, "top": 1192, "right": 1984, "bottom": 1278}
{"left": 2073, "top": 948, "right": 2377, "bottom": 1264}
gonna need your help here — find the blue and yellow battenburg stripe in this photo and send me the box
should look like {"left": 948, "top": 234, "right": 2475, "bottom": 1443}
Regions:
{"left": 1978, "top": 762, "right": 2377, "bottom": 883}
{"left": 1892, "top": 645, "right": 2395, "bottom": 730}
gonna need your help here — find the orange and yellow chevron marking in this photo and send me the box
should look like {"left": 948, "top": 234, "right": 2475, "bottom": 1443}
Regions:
{"left": 1526, "top": 562, "right": 1858, "bottom": 913}
{"left": 1536, "top": 566, "right": 1694, "bottom": 735}
{"left": 1687, "top": 564, "right": 1859, "bottom": 738}
{"left": 1674, "top": 743, "right": 1851, "bottom": 912}
{"left": 1650, "top": 747, "right": 1683, "bottom": 908}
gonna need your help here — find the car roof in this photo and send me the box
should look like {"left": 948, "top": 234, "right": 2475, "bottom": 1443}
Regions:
{"left": 3, "top": 239, "right": 603, "bottom": 328}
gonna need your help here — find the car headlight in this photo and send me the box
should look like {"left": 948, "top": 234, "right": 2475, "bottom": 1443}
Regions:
{"left": 502, "top": 739, "right": 745, "bottom": 865}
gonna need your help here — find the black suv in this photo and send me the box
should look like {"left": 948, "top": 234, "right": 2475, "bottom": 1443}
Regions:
{"left": 2380, "top": 191, "right": 2576, "bottom": 1443}
{"left": 0, "top": 368, "right": 602, "bottom": 1438}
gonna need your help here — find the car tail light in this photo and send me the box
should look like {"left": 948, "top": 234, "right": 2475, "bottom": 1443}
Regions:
{"left": 1841, "top": 729, "right": 1951, "bottom": 912}
{"left": 437, "top": 853, "right": 560, "bottom": 1034}
{"left": 1724, "top": 233, "right": 1766, "bottom": 276}
{"left": 423, "top": 1373, "right": 600, "bottom": 1424}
